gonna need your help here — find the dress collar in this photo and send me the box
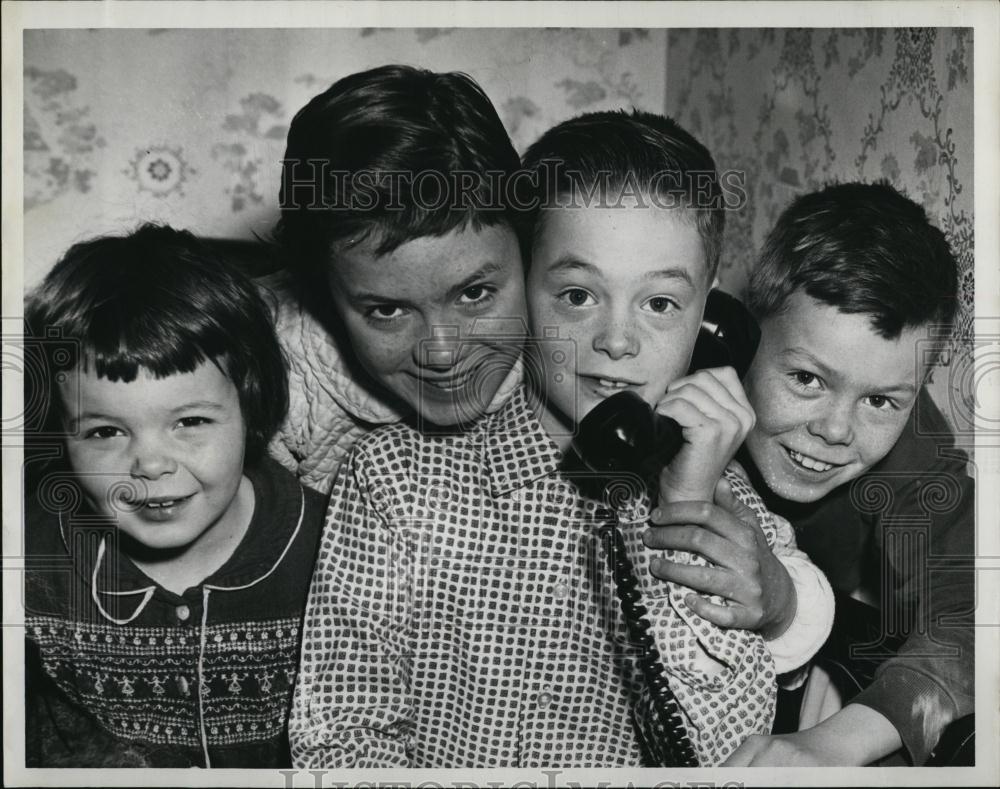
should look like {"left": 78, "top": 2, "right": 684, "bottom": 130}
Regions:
{"left": 60, "top": 458, "right": 305, "bottom": 623}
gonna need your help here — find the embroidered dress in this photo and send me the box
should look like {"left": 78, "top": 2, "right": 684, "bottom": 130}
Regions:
{"left": 25, "top": 457, "right": 326, "bottom": 768}
{"left": 291, "top": 386, "right": 809, "bottom": 768}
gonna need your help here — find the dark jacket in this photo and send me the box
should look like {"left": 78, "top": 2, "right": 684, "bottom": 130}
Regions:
{"left": 745, "top": 387, "right": 974, "bottom": 765}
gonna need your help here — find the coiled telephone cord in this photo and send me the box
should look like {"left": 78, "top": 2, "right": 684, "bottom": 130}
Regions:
{"left": 600, "top": 518, "right": 699, "bottom": 767}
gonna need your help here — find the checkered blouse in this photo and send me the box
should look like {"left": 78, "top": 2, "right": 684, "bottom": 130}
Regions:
{"left": 290, "top": 386, "right": 777, "bottom": 768}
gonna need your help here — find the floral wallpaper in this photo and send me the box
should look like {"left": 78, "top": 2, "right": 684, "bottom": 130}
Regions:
{"left": 667, "top": 28, "right": 974, "bottom": 431}
{"left": 22, "top": 27, "right": 666, "bottom": 286}
{"left": 22, "top": 27, "right": 975, "bottom": 429}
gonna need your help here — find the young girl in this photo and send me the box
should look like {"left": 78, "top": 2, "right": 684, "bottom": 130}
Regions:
{"left": 267, "top": 64, "right": 529, "bottom": 493}
{"left": 23, "top": 224, "right": 326, "bottom": 768}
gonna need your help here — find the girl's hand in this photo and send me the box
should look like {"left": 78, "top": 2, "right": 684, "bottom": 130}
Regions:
{"left": 645, "top": 476, "right": 796, "bottom": 638}
{"left": 654, "top": 367, "right": 755, "bottom": 504}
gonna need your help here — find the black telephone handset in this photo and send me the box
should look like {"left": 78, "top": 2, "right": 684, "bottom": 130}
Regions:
{"left": 573, "top": 288, "right": 761, "bottom": 479}
{"left": 570, "top": 289, "right": 760, "bottom": 768}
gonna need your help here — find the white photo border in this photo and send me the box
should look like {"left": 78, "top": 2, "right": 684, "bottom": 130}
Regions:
{"left": 3, "top": 2, "right": 998, "bottom": 787}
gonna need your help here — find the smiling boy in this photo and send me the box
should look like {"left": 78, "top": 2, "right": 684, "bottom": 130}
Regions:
{"left": 679, "top": 182, "right": 973, "bottom": 765}
{"left": 289, "top": 110, "right": 832, "bottom": 768}
{"left": 529, "top": 202, "right": 720, "bottom": 500}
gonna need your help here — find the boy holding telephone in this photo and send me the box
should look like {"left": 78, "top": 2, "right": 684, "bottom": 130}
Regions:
{"left": 289, "top": 108, "right": 833, "bottom": 767}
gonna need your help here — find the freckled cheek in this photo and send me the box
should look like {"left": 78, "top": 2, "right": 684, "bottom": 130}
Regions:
{"left": 527, "top": 300, "right": 565, "bottom": 335}
{"left": 642, "top": 329, "right": 692, "bottom": 381}
{"left": 545, "top": 369, "right": 581, "bottom": 422}
{"left": 753, "top": 384, "right": 813, "bottom": 437}
{"left": 354, "top": 333, "right": 417, "bottom": 377}
{"left": 455, "top": 313, "right": 503, "bottom": 343}
{"left": 535, "top": 310, "right": 593, "bottom": 364}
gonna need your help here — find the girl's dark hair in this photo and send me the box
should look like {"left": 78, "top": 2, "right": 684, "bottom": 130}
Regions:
{"left": 520, "top": 109, "right": 725, "bottom": 277}
{"left": 748, "top": 180, "right": 959, "bottom": 337}
{"left": 275, "top": 64, "right": 527, "bottom": 284}
{"left": 25, "top": 224, "right": 288, "bottom": 463}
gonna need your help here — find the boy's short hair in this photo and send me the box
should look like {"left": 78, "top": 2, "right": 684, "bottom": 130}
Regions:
{"left": 748, "top": 180, "right": 959, "bottom": 337}
{"left": 519, "top": 109, "right": 725, "bottom": 278}
{"left": 276, "top": 64, "right": 525, "bottom": 282}
{"left": 26, "top": 224, "right": 288, "bottom": 462}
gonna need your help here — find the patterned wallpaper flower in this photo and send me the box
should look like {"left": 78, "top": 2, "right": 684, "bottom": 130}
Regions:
{"left": 22, "top": 27, "right": 665, "bottom": 286}
{"left": 667, "top": 28, "right": 974, "bottom": 431}
{"left": 21, "top": 27, "right": 975, "bottom": 429}
{"left": 23, "top": 65, "right": 106, "bottom": 210}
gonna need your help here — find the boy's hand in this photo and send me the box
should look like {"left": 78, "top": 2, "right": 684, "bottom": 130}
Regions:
{"left": 722, "top": 705, "right": 904, "bottom": 766}
{"left": 722, "top": 731, "right": 838, "bottom": 766}
{"left": 645, "top": 477, "right": 796, "bottom": 638}
{"left": 654, "top": 367, "right": 755, "bottom": 504}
